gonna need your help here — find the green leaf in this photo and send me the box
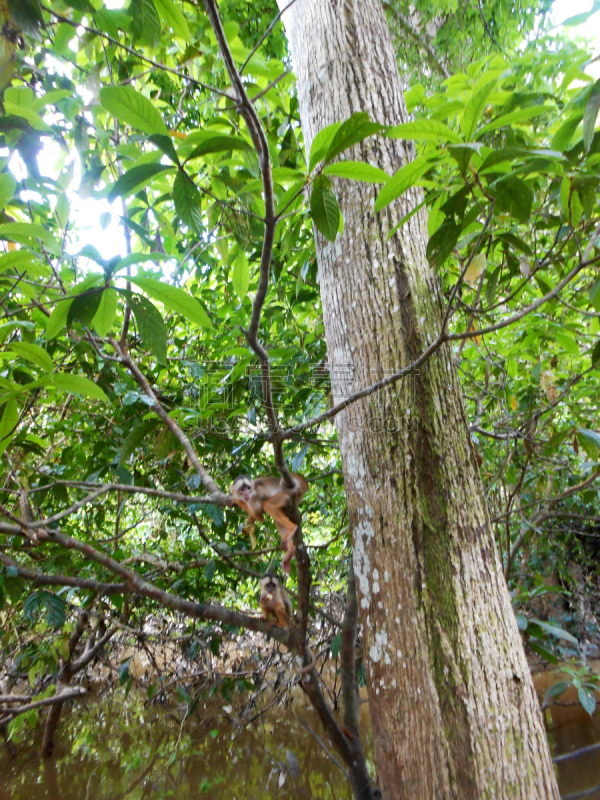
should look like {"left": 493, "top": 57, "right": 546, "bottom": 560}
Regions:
{"left": 41, "top": 591, "right": 66, "bottom": 629}
{"left": 173, "top": 171, "right": 203, "bottom": 235}
{"left": 387, "top": 197, "right": 427, "bottom": 241}
{"left": 0, "top": 173, "right": 16, "bottom": 210}
{"left": 323, "top": 161, "right": 389, "bottom": 183}
{"left": 542, "top": 680, "right": 569, "bottom": 706}
{"left": 204, "top": 560, "right": 216, "bottom": 582}
{"left": 46, "top": 299, "right": 74, "bottom": 340}
{"left": 232, "top": 251, "right": 249, "bottom": 300}
{"left": 490, "top": 175, "right": 532, "bottom": 222}
{"left": 52, "top": 374, "right": 110, "bottom": 404}
{"left": 91, "top": 288, "right": 118, "bottom": 337}
{"left": 149, "top": 134, "right": 180, "bottom": 164}
{"left": 551, "top": 113, "right": 583, "bottom": 152}
{"left": 6, "top": 0, "right": 44, "bottom": 35}
{"left": 562, "top": 0, "right": 600, "bottom": 26}
{"left": 386, "top": 120, "right": 461, "bottom": 143}
{"left": 4, "top": 87, "right": 50, "bottom": 131}
{"left": 127, "top": 292, "right": 167, "bottom": 362}
{"left": 0, "top": 397, "right": 19, "bottom": 457}
{"left": 460, "top": 80, "right": 497, "bottom": 141}
{"left": 130, "top": 0, "right": 161, "bottom": 45}
{"left": 107, "top": 164, "right": 173, "bottom": 202}
{"left": 0, "top": 251, "right": 39, "bottom": 273}
{"left": 309, "top": 122, "right": 342, "bottom": 172}
{"left": 374, "top": 157, "right": 430, "bottom": 213}
{"left": 8, "top": 343, "right": 53, "bottom": 373}
{"left": 23, "top": 592, "right": 42, "bottom": 623}
{"left": 330, "top": 633, "right": 342, "bottom": 658}
{"left": 67, "top": 291, "right": 102, "bottom": 327}
{"left": 578, "top": 687, "right": 596, "bottom": 717}
{"left": 583, "top": 79, "right": 600, "bottom": 152}
{"left": 590, "top": 278, "right": 600, "bottom": 312}
{"left": 0, "top": 222, "right": 58, "bottom": 247}
{"left": 129, "top": 276, "right": 213, "bottom": 329}
{"left": 100, "top": 86, "right": 168, "bottom": 136}
{"left": 533, "top": 619, "right": 578, "bottom": 645}
{"left": 476, "top": 106, "right": 552, "bottom": 137}
{"left": 570, "top": 190, "right": 583, "bottom": 228}
{"left": 323, "top": 112, "right": 384, "bottom": 165}
{"left": 577, "top": 428, "right": 600, "bottom": 450}
{"left": 310, "top": 175, "right": 341, "bottom": 242}
{"left": 426, "top": 218, "right": 461, "bottom": 267}
{"left": 553, "top": 330, "right": 578, "bottom": 354}
{"left": 185, "top": 133, "right": 253, "bottom": 161}
{"left": 116, "top": 252, "right": 174, "bottom": 270}
{"left": 0, "top": 321, "right": 35, "bottom": 344}
{"left": 120, "top": 419, "right": 159, "bottom": 463}
{"left": 560, "top": 176, "right": 571, "bottom": 218}
{"left": 151, "top": 0, "right": 189, "bottom": 38}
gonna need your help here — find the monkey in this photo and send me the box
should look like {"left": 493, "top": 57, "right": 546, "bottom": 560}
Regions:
{"left": 259, "top": 573, "right": 293, "bottom": 629}
{"left": 258, "top": 574, "right": 317, "bottom": 676}
{"left": 230, "top": 473, "right": 308, "bottom": 573}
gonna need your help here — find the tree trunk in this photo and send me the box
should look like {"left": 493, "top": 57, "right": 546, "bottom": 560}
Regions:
{"left": 277, "top": 1, "right": 560, "bottom": 798}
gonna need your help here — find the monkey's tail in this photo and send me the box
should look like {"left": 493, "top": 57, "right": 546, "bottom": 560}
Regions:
{"left": 297, "top": 647, "right": 316, "bottom": 676}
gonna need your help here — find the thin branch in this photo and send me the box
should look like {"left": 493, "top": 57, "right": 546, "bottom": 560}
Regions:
{"left": 340, "top": 561, "right": 359, "bottom": 738}
{"left": 0, "top": 553, "right": 126, "bottom": 594}
{"left": 276, "top": 250, "right": 600, "bottom": 439}
{"left": 0, "top": 688, "right": 87, "bottom": 721}
{"left": 42, "top": 8, "right": 232, "bottom": 98}
{"left": 109, "top": 339, "right": 228, "bottom": 502}
{"left": 240, "top": 0, "right": 299, "bottom": 74}
{"left": 201, "top": 0, "right": 293, "bottom": 487}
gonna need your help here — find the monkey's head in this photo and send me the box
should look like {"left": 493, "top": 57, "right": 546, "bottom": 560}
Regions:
{"left": 259, "top": 573, "right": 279, "bottom": 594}
{"left": 231, "top": 475, "right": 254, "bottom": 503}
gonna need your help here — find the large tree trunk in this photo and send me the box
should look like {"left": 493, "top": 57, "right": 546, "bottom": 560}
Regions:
{"left": 277, "top": 1, "right": 560, "bottom": 798}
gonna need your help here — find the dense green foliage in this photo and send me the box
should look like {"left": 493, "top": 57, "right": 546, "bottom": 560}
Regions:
{"left": 0, "top": 0, "right": 600, "bottom": 739}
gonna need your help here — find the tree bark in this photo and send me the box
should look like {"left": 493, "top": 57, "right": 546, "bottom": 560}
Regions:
{"left": 277, "top": 1, "right": 560, "bottom": 798}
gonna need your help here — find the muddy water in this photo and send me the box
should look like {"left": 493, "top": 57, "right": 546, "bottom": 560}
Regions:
{"left": 535, "top": 669, "right": 600, "bottom": 800}
{"left": 0, "top": 677, "right": 598, "bottom": 799}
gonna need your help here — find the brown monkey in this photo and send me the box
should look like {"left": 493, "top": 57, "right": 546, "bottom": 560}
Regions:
{"left": 259, "top": 573, "right": 293, "bottom": 629}
{"left": 258, "top": 575, "right": 317, "bottom": 676}
{"left": 230, "top": 473, "right": 308, "bottom": 572}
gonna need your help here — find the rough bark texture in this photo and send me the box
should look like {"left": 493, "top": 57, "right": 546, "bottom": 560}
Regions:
{"left": 277, "top": 1, "right": 560, "bottom": 798}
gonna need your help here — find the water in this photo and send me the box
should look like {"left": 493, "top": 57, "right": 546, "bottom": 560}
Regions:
{"left": 0, "top": 676, "right": 598, "bottom": 799}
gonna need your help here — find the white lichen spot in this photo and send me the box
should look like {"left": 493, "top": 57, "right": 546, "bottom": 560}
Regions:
{"left": 395, "top": 617, "right": 400, "bottom": 624}
{"left": 384, "top": 653, "right": 391, "bottom": 665}
{"left": 396, "top": 650, "right": 402, "bottom": 658}
{"left": 384, "top": 570, "right": 390, "bottom": 582}
{"left": 368, "top": 630, "right": 389, "bottom": 663}
{"left": 373, "top": 569, "right": 379, "bottom": 581}
{"left": 391, "top": 678, "right": 397, "bottom": 688}
{"left": 353, "top": 518, "right": 375, "bottom": 609}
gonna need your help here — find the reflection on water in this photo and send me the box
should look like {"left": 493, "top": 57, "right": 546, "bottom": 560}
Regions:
{"left": 0, "top": 676, "right": 598, "bottom": 800}
{"left": 0, "top": 688, "right": 373, "bottom": 800}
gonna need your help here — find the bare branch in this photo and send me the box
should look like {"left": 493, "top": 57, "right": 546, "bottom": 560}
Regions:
{"left": 109, "top": 339, "right": 228, "bottom": 503}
